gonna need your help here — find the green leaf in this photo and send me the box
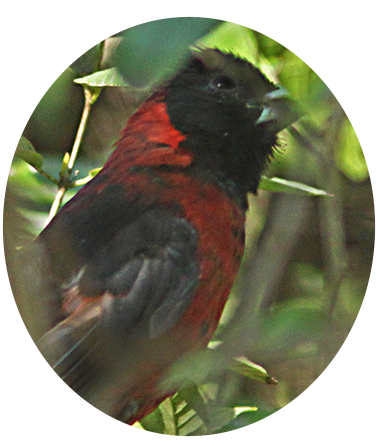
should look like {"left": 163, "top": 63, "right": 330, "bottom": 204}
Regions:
{"left": 199, "top": 22, "right": 259, "bottom": 65}
{"left": 173, "top": 391, "right": 207, "bottom": 436}
{"left": 259, "top": 176, "right": 332, "bottom": 196}
{"left": 174, "top": 387, "right": 258, "bottom": 434}
{"left": 159, "top": 398, "right": 177, "bottom": 435}
{"left": 87, "top": 167, "right": 102, "bottom": 177}
{"left": 72, "top": 167, "right": 102, "bottom": 187}
{"left": 234, "top": 406, "right": 258, "bottom": 416}
{"left": 335, "top": 119, "right": 368, "bottom": 182}
{"left": 140, "top": 386, "right": 261, "bottom": 435}
{"left": 74, "top": 68, "right": 129, "bottom": 87}
{"left": 160, "top": 344, "right": 278, "bottom": 393}
{"left": 159, "top": 348, "right": 225, "bottom": 392}
{"left": 229, "top": 356, "right": 278, "bottom": 385}
{"left": 138, "top": 402, "right": 166, "bottom": 434}
{"left": 223, "top": 404, "right": 312, "bottom": 438}
{"left": 114, "top": 18, "right": 220, "bottom": 87}
{"left": 262, "top": 301, "right": 329, "bottom": 352}
{"left": 26, "top": 16, "right": 98, "bottom": 75}
{"left": 15, "top": 136, "right": 44, "bottom": 169}
{"left": 212, "top": 406, "right": 256, "bottom": 433}
{"left": 7, "top": 159, "right": 57, "bottom": 236}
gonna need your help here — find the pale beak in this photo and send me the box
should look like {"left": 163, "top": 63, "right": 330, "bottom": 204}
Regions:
{"left": 250, "top": 87, "right": 300, "bottom": 132}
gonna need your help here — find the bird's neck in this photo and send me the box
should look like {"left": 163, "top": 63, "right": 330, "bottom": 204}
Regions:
{"left": 105, "top": 92, "right": 194, "bottom": 170}
{"left": 103, "top": 92, "right": 250, "bottom": 210}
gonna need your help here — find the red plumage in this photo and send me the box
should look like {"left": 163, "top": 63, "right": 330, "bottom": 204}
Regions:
{"left": 23, "top": 49, "right": 297, "bottom": 424}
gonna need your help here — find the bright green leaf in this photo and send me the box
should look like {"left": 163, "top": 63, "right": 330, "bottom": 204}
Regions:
{"left": 15, "top": 136, "right": 44, "bottom": 169}
{"left": 72, "top": 167, "right": 102, "bottom": 187}
{"left": 199, "top": 22, "right": 259, "bottom": 65}
{"left": 234, "top": 406, "right": 258, "bottom": 416}
{"left": 15, "top": 151, "right": 43, "bottom": 171}
{"left": 335, "top": 119, "right": 368, "bottom": 182}
{"left": 140, "top": 386, "right": 261, "bottom": 435}
{"left": 138, "top": 402, "right": 165, "bottom": 434}
{"left": 74, "top": 68, "right": 129, "bottom": 87}
{"left": 88, "top": 167, "right": 102, "bottom": 177}
{"left": 230, "top": 356, "right": 278, "bottom": 385}
{"left": 159, "top": 398, "right": 177, "bottom": 435}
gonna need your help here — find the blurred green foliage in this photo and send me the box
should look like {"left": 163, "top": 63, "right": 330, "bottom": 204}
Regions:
{"left": 4, "top": 19, "right": 374, "bottom": 435}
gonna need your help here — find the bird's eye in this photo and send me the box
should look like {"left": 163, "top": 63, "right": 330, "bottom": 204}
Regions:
{"left": 212, "top": 76, "right": 236, "bottom": 90}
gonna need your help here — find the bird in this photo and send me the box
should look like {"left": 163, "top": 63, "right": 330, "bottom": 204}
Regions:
{"left": 26, "top": 48, "right": 298, "bottom": 424}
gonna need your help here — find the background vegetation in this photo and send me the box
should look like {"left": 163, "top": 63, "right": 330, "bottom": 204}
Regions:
{"left": 4, "top": 19, "right": 374, "bottom": 435}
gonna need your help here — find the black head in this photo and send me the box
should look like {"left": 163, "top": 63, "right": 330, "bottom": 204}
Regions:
{"left": 165, "top": 48, "right": 298, "bottom": 193}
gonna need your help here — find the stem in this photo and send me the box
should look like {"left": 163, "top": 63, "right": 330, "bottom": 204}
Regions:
{"left": 67, "top": 86, "right": 100, "bottom": 175}
{"left": 33, "top": 166, "right": 59, "bottom": 185}
{"left": 46, "top": 85, "right": 101, "bottom": 224}
{"left": 47, "top": 186, "right": 66, "bottom": 222}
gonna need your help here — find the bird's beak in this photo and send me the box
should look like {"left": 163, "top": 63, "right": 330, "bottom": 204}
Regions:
{"left": 249, "top": 87, "right": 301, "bottom": 133}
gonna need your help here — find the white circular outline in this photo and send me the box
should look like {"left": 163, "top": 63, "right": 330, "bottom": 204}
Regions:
{"left": 13, "top": 16, "right": 372, "bottom": 438}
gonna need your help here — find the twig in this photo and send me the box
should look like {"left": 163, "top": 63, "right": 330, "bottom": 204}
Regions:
{"left": 47, "top": 186, "right": 66, "bottom": 221}
{"left": 46, "top": 85, "right": 101, "bottom": 223}
{"left": 32, "top": 166, "right": 59, "bottom": 185}
{"left": 66, "top": 87, "right": 100, "bottom": 174}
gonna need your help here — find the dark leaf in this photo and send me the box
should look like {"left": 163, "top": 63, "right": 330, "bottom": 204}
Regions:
{"left": 114, "top": 18, "right": 221, "bottom": 87}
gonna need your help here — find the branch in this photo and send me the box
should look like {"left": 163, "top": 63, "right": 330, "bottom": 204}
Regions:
{"left": 46, "top": 85, "right": 101, "bottom": 223}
